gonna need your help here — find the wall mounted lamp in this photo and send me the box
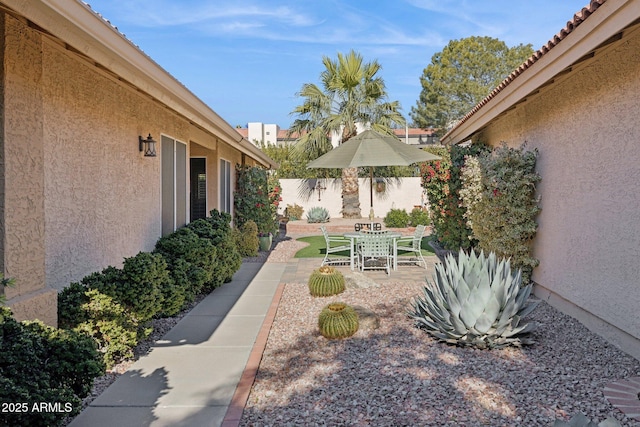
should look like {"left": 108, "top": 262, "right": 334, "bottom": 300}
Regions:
{"left": 139, "top": 133, "right": 157, "bottom": 157}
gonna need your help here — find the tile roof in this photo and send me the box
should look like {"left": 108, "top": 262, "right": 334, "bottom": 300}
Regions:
{"left": 446, "top": 0, "right": 606, "bottom": 135}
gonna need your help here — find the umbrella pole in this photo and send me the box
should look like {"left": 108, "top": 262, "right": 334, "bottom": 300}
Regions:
{"left": 369, "top": 167, "right": 374, "bottom": 220}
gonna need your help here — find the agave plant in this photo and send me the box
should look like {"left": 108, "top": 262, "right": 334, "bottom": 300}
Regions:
{"left": 408, "top": 249, "right": 539, "bottom": 349}
{"left": 306, "top": 206, "right": 330, "bottom": 223}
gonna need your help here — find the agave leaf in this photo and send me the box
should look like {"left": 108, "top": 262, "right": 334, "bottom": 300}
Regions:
{"left": 517, "top": 298, "right": 539, "bottom": 319}
{"left": 567, "top": 413, "right": 592, "bottom": 427}
{"left": 449, "top": 314, "right": 468, "bottom": 335}
{"left": 412, "top": 316, "right": 440, "bottom": 332}
{"left": 474, "top": 296, "right": 501, "bottom": 334}
{"left": 498, "top": 296, "right": 517, "bottom": 325}
{"left": 598, "top": 417, "right": 623, "bottom": 427}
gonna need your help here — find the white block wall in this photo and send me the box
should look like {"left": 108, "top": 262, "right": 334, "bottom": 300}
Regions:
{"left": 278, "top": 177, "right": 425, "bottom": 219}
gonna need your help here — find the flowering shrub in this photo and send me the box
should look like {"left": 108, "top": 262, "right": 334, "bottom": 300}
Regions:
{"left": 421, "top": 144, "right": 488, "bottom": 250}
{"left": 467, "top": 144, "right": 541, "bottom": 283}
{"left": 459, "top": 155, "right": 482, "bottom": 232}
{"left": 268, "top": 173, "right": 283, "bottom": 230}
{"left": 234, "top": 165, "right": 277, "bottom": 235}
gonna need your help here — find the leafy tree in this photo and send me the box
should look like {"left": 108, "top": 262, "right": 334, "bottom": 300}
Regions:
{"left": 411, "top": 36, "right": 533, "bottom": 133}
{"left": 289, "top": 50, "right": 405, "bottom": 218}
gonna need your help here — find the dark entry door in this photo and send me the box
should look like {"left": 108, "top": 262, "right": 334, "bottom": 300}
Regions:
{"left": 190, "top": 158, "right": 207, "bottom": 221}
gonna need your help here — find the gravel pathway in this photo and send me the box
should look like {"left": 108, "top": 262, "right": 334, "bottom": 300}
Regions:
{"left": 240, "top": 238, "right": 640, "bottom": 426}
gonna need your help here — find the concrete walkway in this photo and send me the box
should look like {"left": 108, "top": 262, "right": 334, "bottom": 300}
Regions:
{"left": 69, "top": 261, "right": 286, "bottom": 427}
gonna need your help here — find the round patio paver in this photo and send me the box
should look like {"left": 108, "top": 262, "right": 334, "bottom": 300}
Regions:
{"left": 603, "top": 376, "right": 640, "bottom": 421}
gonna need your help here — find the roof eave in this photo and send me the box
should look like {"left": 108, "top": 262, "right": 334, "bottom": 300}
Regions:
{"left": 1, "top": 0, "right": 276, "bottom": 168}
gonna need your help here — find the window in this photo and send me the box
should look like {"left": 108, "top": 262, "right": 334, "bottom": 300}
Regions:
{"left": 219, "top": 159, "right": 232, "bottom": 214}
{"left": 162, "top": 136, "right": 187, "bottom": 236}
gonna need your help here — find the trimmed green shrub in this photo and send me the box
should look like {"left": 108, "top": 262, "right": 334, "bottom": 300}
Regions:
{"left": 284, "top": 203, "right": 304, "bottom": 221}
{"left": 21, "top": 320, "right": 105, "bottom": 397}
{"left": 210, "top": 233, "right": 241, "bottom": 286}
{"left": 234, "top": 220, "right": 259, "bottom": 257}
{"left": 0, "top": 307, "right": 104, "bottom": 426}
{"left": 76, "top": 253, "right": 168, "bottom": 323}
{"left": 187, "top": 210, "right": 241, "bottom": 286}
{"left": 58, "top": 283, "right": 142, "bottom": 369}
{"left": 157, "top": 259, "right": 188, "bottom": 317}
{"left": 409, "top": 207, "right": 431, "bottom": 227}
{"left": 154, "top": 227, "right": 217, "bottom": 302}
{"left": 72, "top": 289, "right": 140, "bottom": 369}
{"left": 58, "top": 281, "right": 91, "bottom": 329}
{"left": 119, "top": 252, "right": 169, "bottom": 322}
{"left": 384, "top": 208, "right": 410, "bottom": 228}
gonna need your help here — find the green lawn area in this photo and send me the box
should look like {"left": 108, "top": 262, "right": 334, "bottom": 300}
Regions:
{"left": 295, "top": 234, "right": 436, "bottom": 258}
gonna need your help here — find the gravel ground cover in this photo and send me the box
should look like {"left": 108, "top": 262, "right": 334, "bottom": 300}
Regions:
{"left": 69, "top": 235, "right": 640, "bottom": 426}
{"left": 240, "top": 239, "right": 640, "bottom": 426}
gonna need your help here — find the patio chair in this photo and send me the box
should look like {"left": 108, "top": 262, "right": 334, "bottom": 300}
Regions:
{"left": 320, "top": 226, "right": 351, "bottom": 266}
{"left": 395, "top": 224, "right": 427, "bottom": 269}
{"left": 357, "top": 232, "right": 392, "bottom": 274}
{"left": 354, "top": 222, "right": 381, "bottom": 232}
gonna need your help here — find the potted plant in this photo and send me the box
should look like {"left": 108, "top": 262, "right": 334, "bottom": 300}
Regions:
{"left": 257, "top": 231, "right": 272, "bottom": 251}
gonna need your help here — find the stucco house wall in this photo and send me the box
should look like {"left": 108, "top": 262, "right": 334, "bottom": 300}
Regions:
{"left": 446, "top": 2, "right": 640, "bottom": 358}
{"left": 0, "top": 4, "right": 275, "bottom": 326}
{"left": 473, "top": 30, "right": 640, "bottom": 355}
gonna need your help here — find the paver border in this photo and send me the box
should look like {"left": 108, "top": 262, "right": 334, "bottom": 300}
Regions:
{"left": 221, "top": 282, "right": 286, "bottom": 427}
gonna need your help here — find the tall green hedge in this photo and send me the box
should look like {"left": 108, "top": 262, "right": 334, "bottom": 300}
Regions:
{"left": 466, "top": 144, "right": 541, "bottom": 283}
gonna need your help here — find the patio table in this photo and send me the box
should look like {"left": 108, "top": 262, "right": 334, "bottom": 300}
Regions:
{"left": 344, "top": 231, "right": 402, "bottom": 271}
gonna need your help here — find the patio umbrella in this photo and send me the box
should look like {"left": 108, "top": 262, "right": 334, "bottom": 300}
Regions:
{"left": 306, "top": 129, "right": 441, "bottom": 218}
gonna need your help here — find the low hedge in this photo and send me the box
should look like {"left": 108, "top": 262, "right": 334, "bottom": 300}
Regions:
{"left": 57, "top": 209, "right": 243, "bottom": 372}
{"left": 11, "top": 210, "right": 243, "bottom": 422}
{"left": 0, "top": 307, "right": 104, "bottom": 426}
{"left": 233, "top": 220, "right": 259, "bottom": 257}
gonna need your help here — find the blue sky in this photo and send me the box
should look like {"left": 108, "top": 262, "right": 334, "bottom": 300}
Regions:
{"left": 85, "top": 0, "right": 588, "bottom": 129}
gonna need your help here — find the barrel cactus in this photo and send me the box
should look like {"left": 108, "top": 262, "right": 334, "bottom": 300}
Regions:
{"left": 318, "top": 302, "right": 359, "bottom": 339}
{"left": 408, "top": 249, "right": 539, "bottom": 349}
{"left": 308, "top": 266, "right": 345, "bottom": 297}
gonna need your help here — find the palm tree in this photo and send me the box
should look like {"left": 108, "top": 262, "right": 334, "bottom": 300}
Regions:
{"left": 289, "top": 50, "right": 405, "bottom": 218}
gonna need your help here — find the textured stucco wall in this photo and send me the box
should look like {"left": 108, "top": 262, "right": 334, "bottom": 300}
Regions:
{"left": 40, "top": 39, "right": 184, "bottom": 292}
{"left": 1, "top": 14, "right": 227, "bottom": 324}
{"left": 1, "top": 15, "right": 56, "bottom": 324}
{"left": 473, "top": 32, "right": 640, "bottom": 357}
